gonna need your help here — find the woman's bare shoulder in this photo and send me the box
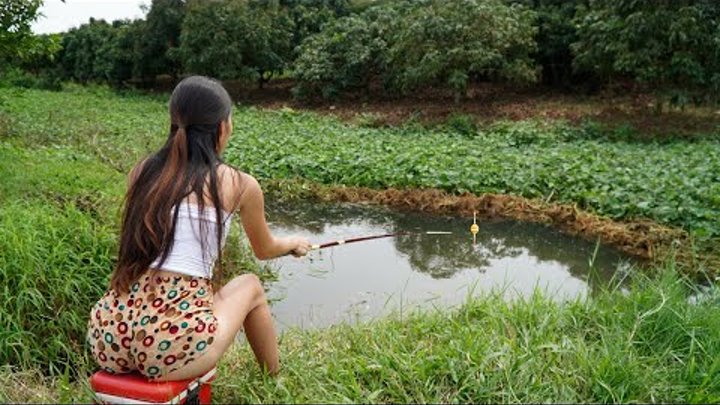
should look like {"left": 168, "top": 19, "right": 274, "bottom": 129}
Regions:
{"left": 217, "top": 164, "right": 259, "bottom": 211}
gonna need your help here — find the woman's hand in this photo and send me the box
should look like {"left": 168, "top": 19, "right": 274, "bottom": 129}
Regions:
{"left": 287, "top": 236, "right": 312, "bottom": 257}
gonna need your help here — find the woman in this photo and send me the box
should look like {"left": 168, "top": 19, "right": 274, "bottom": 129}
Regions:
{"left": 86, "top": 75, "right": 311, "bottom": 381}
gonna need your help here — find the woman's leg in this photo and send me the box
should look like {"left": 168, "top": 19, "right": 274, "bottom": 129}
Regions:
{"left": 159, "top": 274, "right": 278, "bottom": 381}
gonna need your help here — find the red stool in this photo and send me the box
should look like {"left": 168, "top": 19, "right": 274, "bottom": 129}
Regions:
{"left": 90, "top": 367, "right": 216, "bottom": 404}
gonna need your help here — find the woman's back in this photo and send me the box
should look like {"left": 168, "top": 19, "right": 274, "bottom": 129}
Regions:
{"left": 147, "top": 199, "right": 233, "bottom": 279}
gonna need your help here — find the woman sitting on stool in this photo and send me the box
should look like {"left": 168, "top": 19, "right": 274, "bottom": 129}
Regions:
{"left": 87, "top": 75, "right": 311, "bottom": 381}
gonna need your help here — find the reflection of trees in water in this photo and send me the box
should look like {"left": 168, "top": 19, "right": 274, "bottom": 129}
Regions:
{"left": 390, "top": 215, "right": 523, "bottom": 279}
{"left": 266, "top": 201, "right": 632, "bottom": 286}
{"left": 265, "top": 202, "right": 391, "bottom": 235}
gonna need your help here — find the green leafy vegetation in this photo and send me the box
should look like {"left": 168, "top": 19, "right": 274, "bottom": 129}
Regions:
{"left": 178, "top": 1, "right": 293, "bottom": 84}
{"left": 293, "top": 0, "right": 538, "bottom": 100}
{"left": 2, "top": 87, "right": 718, "bottom": 239}
{"left": 0, "top": 0, "right": 43, "bottom": 64}
{"left": 227, "top": 110, "right": 719, "bottom": 239}
{"left": 572, "top": 0, "right": 720, "bottom": 106}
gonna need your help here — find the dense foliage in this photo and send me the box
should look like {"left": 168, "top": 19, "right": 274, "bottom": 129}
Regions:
{"left": 386, "top": 0, "right": 537, "bottom": 99}
{"left": 281, "top": 0, "right": 352, "bottom": 55}
{"left": 572, "top": 0, "right": 720, "bottom": 106}
{"left": 293, "top": 0, "right": 538, "bottom": 99}
{"left": 134, "top": 0, "right": 185, "bottom": 82}
{"left": 12, "top": 0, "right": 720, "bottom": 101}
{"left": 59, "top": 19, "right": 137, "bottom": 84}
{"left": 292, "top": 8, "right": 396, "bottom": 99}
{"left": 178, "top": 0, "right": 294, "bottom": 84}
{"left": 509, "top": 0, "right": 586, "bottom": 86}
{"left": 0, "top": 0, "right": 43, "bottom": 65}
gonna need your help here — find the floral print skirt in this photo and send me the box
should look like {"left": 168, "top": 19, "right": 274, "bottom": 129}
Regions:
{"left": 86, "top": 272, "right": 218, "bottom": 380}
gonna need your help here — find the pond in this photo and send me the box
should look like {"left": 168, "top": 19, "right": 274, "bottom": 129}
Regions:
{"left": 260, "top": 201, "right": 637, "bottom": 331}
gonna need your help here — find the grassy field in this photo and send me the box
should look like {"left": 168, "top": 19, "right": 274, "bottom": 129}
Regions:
{"left": 2, "top": 86, "right": 718, "bottom": 239}
{"left": 0, "top": 85, "right": 718, "bottom": 403}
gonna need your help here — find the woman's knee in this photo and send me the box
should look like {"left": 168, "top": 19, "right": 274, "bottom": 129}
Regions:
{"left": 236, "top": 273, "right": 266, "bottom": 305}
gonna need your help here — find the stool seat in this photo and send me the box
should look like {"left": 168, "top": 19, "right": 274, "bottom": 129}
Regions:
{"left": 90, "top": 367, "right": 216, "bottom": 404}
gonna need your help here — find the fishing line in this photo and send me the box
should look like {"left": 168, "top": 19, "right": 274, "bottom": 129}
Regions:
{"left": 310, "top": 230, "right": 453, "bottom": 251}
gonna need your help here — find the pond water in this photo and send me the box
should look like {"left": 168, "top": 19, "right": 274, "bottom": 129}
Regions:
{"left": 260, "top": 202, "right": 636, "bottom": 331}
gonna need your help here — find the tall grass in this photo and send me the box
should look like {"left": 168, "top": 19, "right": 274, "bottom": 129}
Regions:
{"left": 211, "top": 266, "right": 720, "bottom": 404}
{"left": 2, "top": 266, "right": 718, "bottom": 403}
{"left": 0, "top": 143, "right": 121, "bottom": 372}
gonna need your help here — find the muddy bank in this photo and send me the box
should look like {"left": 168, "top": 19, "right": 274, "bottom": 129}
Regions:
{"left": 263, "top": 181, "right": 708, "bottom": 270}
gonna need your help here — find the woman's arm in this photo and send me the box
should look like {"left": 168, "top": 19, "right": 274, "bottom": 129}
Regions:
{"left": 236, "top": 174, "right": 311, "bottom": 260}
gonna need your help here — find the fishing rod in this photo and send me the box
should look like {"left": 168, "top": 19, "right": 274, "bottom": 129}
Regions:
{"left": 310, "top": 230, "right": 453, "bottom": 251}
{"left": 283, "top": 211, "right": 481, "bottom": 255}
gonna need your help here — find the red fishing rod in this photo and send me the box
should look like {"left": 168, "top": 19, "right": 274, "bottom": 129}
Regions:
{"left": 309, "top": 230, "right": 452, "bottom": 251}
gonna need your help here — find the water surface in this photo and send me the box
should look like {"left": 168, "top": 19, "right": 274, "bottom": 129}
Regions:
{"left": 261, "top": 202, "right": 635, "bottom": 331}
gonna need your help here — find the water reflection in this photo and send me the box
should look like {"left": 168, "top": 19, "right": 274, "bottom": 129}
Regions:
{"left": 260, "top": 201, "right": 637, "bottom": 330}
{"left": 266, "top": 201, "right": 630, "bottom": 284}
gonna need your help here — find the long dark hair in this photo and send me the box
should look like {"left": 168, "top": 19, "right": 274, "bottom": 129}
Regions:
{"left": 111, "top": 76, "right": 234, "bottom": 294}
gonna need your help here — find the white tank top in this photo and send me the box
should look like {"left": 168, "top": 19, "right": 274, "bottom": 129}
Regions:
{"left": 149, "top": 200, "right": 234, "bottom": 279}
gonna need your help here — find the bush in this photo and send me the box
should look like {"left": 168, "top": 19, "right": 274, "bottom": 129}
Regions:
{"left": 572, "top": 0, "right": 720, "bottom": 107}
{"left": 178, "top": 0, "right": 294, "bottom": 85}
{"left": 292, "top": 7, "right": 396, "bottom": 99}
{"left": 386, "top": 0, "right": 538, "bottom": 101}
{"left": 444, "top": 113, "right": 477, "bottom": 136}
{"left": 0, "top": 67, "right": 62, "bottom": 91}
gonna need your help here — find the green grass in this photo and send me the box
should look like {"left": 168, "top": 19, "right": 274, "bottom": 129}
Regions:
{"left": 2, "top": 268, "right": 719, "bottom": 403}
{"left": 0, "top": 143, "right": 121, "bottom": 373}
{"left": 213, "top": 268, "right": 720, "bottom": 403}
{"left": 1, "top": 86, "right": 718, "bottom": 239}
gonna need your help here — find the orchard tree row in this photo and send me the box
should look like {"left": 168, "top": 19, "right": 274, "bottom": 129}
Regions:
{"left": 4, "top": 0, "right": 720, "bottom": 103}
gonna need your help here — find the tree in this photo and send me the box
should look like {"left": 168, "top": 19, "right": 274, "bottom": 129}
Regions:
{"left": 134, "top": 0, "right": 186, "bottom": 83}
{"left": 58, "top": 18, "right": 140, "bottom": 85}
{"left": 386, "top": 0, "right": 538, "bottom": 101}
{"left": 178, "top": 0, "right": 294, "bottom": 86}
{"left": 509, "top": 0, "right": 588, "bottom": 87}
{"left": 59, "top": 18, "right": 111, "bottom": 83}
{"left": 111, "top": 20, "right": 144, "bottom": 86}
{"left": 0, "top": 0, "right": 43, "bottom": 65}
{"left": 573, "top": 0, "right": 720, "bottom": 107}
{"left": 279, "top": 0, "right": 350, "bottom": 55}
{"left": 18, "top": 33, "right": 62, "bottom": 74}
{"left": 292, "top": 5, "right": 398, "bottom": 99}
